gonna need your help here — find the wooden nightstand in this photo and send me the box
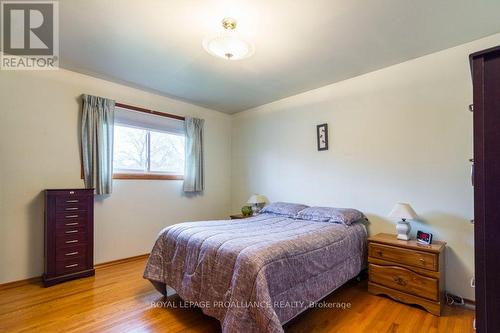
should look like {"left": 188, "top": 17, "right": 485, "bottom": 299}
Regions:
{"left": 367, "top": 233, "right": 446, "bottom": 316}
{"left": 229, "top": 214, "right": 252, "bottom": 219}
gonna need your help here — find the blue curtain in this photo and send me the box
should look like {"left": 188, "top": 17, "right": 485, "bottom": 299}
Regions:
{"left": 183, "top": 117, "right": 204, "bottom": 192}
{"left": 81, "top": 94, "right": 115, "bottom": 195}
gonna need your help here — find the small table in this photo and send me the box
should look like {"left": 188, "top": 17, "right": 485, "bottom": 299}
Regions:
{"left": 367, "top": 233, "right": 446, "bottom": 316}
{"left": 229, "top": 214, "right": 252, "bottom": 220}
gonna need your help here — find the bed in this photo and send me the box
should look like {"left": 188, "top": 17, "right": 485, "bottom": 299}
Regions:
{"left": 143, "top": 209, "right": 367, "bottom": 333}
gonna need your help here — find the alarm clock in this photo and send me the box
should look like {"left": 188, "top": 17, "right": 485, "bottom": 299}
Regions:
{"left": 416, "top": 230, "right": 433, "bottom": 245}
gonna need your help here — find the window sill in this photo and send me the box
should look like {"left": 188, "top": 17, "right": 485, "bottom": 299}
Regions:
{"left": 113, "top": 173, "right": 184, "bottom": 180}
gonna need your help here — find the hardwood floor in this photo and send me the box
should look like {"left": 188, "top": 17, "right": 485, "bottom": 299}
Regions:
{"left": 0, "top": 257, "right": 474, "bottom": 333}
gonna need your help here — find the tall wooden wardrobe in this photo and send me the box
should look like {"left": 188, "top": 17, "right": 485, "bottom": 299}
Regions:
{"left": 470, "top": 46, "right": 500, "bottom": 333}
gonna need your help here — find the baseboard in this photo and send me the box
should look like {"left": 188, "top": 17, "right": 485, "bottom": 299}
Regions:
{"left": 43, "top": 269, "right": 95, "bottom": 287}
{"left": 463, "top": 298, "right": 476, "bottom": 306}
{"left": 445, "top": 290, "right": 476, "bottom": 307}
{"left": 95, "top": 253, "right": 150, "bottom": 269}
{"left": 0, "top": 253, "right": 150, "bottom": 290}
{"left": 0, "top": 276, "right": 42, "bottom": 291}
{"left": 461, "top": 298, "right": 476, "bottom": 311}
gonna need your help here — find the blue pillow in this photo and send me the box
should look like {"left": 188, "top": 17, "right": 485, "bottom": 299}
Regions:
{"left": 295, "top": 206, "right": 364, "bottom": 225}
{"left": 260, "top": 202, "right": 309, "bottom": 218}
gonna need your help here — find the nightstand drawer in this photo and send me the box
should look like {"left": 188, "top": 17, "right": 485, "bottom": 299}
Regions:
{"left": 369, "top": 263, "right": 439, "bottom": 301}
{"left": 369, "top": 243, "right": 437, "bottom": 271}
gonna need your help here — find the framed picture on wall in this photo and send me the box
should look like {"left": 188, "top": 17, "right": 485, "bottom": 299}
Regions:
{"left": 317, "top": 123, "right": 328, "bottom": 151}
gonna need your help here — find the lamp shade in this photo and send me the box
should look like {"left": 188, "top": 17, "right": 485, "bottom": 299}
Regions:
{"left": 247, "top": 194, "right": 267, "bottom": 204}
{"left": 388, "top": 203, "right": 417, "bottom": 220}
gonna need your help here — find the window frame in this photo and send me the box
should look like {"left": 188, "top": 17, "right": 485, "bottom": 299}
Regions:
{"left": 112, "top": 123, "right": 185, "bottom": 180}
{"left": 80, "top": 102, "right": 186, "bottom": 181}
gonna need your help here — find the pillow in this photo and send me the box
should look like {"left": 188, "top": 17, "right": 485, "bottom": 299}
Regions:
{"left": 260, "top": 202, "right": 309, "bottom": 218}
{"left": 295, "top": 206, "right": 364, "bottom": 225}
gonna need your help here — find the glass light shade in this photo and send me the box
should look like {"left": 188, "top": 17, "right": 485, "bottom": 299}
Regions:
{"left": 203, "top": 32, "right": 254, "bottom": 60}
{"left": 247, "top": 194, "right": 267, "bottom": 204}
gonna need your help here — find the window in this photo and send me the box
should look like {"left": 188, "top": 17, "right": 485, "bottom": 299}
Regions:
{"left": 112, "top": 106, "right": 185, "bottom": 180}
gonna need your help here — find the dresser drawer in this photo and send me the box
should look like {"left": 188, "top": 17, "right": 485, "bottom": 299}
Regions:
{"left": 56, "top": 230, "right": 88, "bottom": 248}
{"left": 55, "top": 210, "right": 88, "bottom": 220}
{"left": 56, "top": 244, "right": 87, "bottom": 261}
{"left": 56, "top": 225, "right": 86, "bottom": 237}
{"left": 369, "top": 263, "right": 439, "bottom": 301}
{"left": 56, "top": 201, "right": 88, "bottom": 214}
{"left": 55, "top": 256, "right": 88, "bottom": 275}
{"left": 56, "top": 196, "right": 89, "bottom": 206}
{"left": 55, "top": 195, "right": 90, "bottom": 213}
{"left": 56, "top": 210, "right": 88, "bottom": 222}
{"left": 369, "top": 243, "right": 438, "bottom": 271}
{"left": 55, "top": 215, "right": 88, "bottom": 229}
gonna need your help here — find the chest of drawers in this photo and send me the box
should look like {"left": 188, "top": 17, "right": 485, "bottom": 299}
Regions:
{"left": 43, "top": 189, "right": 95, "bottom": 287}
{"left": 367, "top": 233, "right": 446, "bottom": 316}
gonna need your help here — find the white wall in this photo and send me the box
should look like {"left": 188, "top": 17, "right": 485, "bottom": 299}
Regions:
{"left": 231, "top": 33, "right": 500, "bottom": 300}
{"left": 2, "top": 33, "right": 500, "bottom": 301}
{"left": 0, "top": 69, "right": 232, "bottom": 284}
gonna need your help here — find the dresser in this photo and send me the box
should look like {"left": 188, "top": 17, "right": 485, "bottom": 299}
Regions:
{"left": 43, "top": 189, "right": 95, "bottom": 287}
{"left": 367, "top": 233, "right": 446, "bottom": 316}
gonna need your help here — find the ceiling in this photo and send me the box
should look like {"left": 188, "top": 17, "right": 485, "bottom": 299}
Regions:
{"left": 60, "top": 0, "right": 500, "bottom": 113}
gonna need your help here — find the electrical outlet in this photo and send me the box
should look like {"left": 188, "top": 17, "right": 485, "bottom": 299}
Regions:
{"left": 446, "top": 292, "right": 464, "bottom": 305}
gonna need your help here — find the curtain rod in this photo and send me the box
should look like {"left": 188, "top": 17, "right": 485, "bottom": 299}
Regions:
{"left": 115, "top": 102, "right": 185, "bottom": 121}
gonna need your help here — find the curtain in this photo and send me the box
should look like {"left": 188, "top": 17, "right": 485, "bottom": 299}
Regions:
{"left": 81, "top": 94, "right": 115, "bottom": 195}
{"left": 183, "top": 117, "right": 204, "bottom": 192}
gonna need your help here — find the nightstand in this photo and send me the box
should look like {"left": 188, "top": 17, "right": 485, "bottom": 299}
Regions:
{"left": 367, "top": 233, "right": 446, "bottom": 316}
{"left": 229, "top": 214, "right": 252, "bottom": 219}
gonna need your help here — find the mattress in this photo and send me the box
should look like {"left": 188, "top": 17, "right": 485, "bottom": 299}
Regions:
{"left": 143, "top": 213, "right": 367, "bottom": 333}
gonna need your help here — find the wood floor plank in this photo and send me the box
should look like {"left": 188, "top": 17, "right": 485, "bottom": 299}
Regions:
{"left": 0, "top": 257, "right": 474, "bottom": 333}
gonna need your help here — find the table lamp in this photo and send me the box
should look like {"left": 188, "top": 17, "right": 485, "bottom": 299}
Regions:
{"left": 388, "top": 203, "right": 417, "bottom": 240}
{"left": 247, "top": 194, "right": 267, "bottom": 215}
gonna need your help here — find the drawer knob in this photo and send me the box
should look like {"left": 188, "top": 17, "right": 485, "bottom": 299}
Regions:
{"left": 66, "top": 200, "right": 79, "bottom": 203}
{"left": 419, "top": 258, "right": 425, "bottom": 264}
{"left": 377, "top": 250, "right": 383, "bottom": 256}
{"left": 65, "top": 230, "right": 78, "bottom": 234}
{"left": 65, "top": 251, "right": 79, "bottom": 256}
{"left": 65, "top": 263, "right": 78, "bottom": 268}
{"left": 65, "top": 207, "right": 79, "bottom": 211}
{"left": 65, "top": 222, "right": 79, "bottom": 226}
{"left": 393, "top": 276, "right": 407, "bottom": 286}
{"left": 65, "top": 215, "right": 79, "bottom": 219}
{"left": 65, "top": 240, "right": 78, "bottom": 244}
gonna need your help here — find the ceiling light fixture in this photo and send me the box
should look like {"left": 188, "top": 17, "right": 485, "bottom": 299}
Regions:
{"left": 203, "top": 18, "right": 254, "bottom": 60}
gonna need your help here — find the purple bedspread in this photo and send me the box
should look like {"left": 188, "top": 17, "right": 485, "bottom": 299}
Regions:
{"left": 143, "top": 214, "right": 367, "bottom": 333}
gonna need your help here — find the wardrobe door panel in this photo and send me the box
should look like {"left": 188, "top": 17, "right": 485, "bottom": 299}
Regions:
{"left": 471, "top": 46, "right": 500, "bottom": 333}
